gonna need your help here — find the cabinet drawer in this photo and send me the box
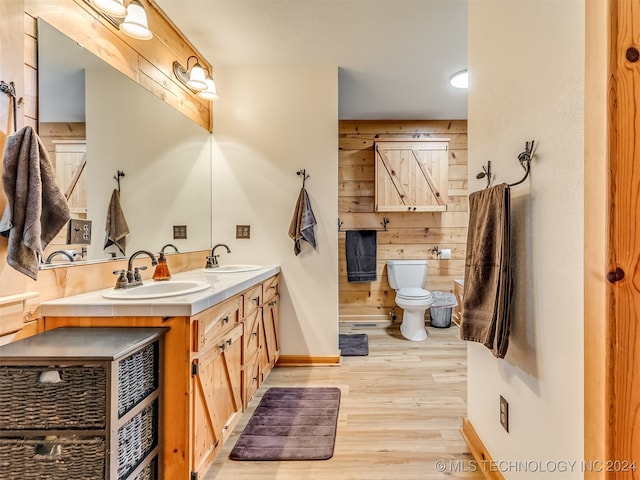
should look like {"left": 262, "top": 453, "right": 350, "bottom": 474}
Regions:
{"left": 0, "top": 436, "right": 106, "bottom": 479}
{"left": 263, "top": 275, "right": 279, "bottom": 302}
{"left": 243, "top": 308, "right": 261, "bottom": 362}
{"left": 0, "top": 365, "right": 107, "bottom": 430}
{"left": 193, "top": 296, "right": 242, "bottom": 352}
{"left": 243, "top": 285, "right": 262, "bottom": 317}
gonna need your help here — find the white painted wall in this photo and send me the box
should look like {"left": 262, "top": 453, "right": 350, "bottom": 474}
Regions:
{"left": 211, "top": 66, "right": 339, "bottom": 357}
{"left": 467, "top": 1, "right": 584, "bottom": 477}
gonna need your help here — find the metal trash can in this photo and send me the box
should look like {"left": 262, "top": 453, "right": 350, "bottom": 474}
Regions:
{"left": 429, "top": 292, "right": 458, "bottom": 328}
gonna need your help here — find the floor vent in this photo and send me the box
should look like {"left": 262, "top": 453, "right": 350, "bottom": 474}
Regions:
{"left": 353, "top": 323, "right": 378, "bottom": 328}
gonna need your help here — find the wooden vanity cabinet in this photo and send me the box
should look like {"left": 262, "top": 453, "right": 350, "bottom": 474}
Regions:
{"left": 241, "top": 274, "right": 280, "bottom": 409}
{"left": 43, "top": 273, "right": 281, "bottom": 480}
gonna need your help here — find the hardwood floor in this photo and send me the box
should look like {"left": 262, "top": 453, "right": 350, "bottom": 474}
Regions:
{"left": 204, "top": 322, "right": 482, "bottom": 480}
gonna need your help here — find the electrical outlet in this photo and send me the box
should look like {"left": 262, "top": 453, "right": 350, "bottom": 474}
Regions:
{"left": 67, "top": 219, "right": 92, "bottom": 244}
{"left": 500, "top": 395, "right": 509, "bottom": 432}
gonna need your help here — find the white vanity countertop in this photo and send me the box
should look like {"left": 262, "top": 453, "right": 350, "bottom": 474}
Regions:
{"left": 40, "top": 265, "right": 280, "bottom": 318}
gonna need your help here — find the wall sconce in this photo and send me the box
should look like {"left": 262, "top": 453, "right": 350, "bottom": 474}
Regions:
{"left": 88, "top": 0, "right": 153, "bottom": 41}
{"left": 173, "top": 56, "right": 220, "bottom": 100}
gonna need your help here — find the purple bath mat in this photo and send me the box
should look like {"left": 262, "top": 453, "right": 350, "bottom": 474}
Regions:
{"left": 229, "top": 387, "right": 341, "bottom": 461}
{"left": 339, "top": 333, "right": 369, "bottom": 356}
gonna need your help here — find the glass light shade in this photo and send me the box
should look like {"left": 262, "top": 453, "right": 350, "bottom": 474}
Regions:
{"left": 92, "top": 0, "right": 127, "bottom": 17}
{"left": 198, "top": 78, "right": 219, "bottom": 100}
{"left": 120, "top": 0, "right": 153, "bottom": 40}
{"left": 449, "top": 70, "right": 468, "bottom": 89}
{"left": 186, "top": 63, "right": 208, "bottom": 91}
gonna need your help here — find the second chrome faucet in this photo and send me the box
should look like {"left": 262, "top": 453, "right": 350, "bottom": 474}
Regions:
{"left": 205, "top": 244, "right": 231, "bottom": 269}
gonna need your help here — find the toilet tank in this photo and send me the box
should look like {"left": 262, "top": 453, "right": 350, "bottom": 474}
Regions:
{"left": 386, "top": 260, "right": 428, "bottom": 289}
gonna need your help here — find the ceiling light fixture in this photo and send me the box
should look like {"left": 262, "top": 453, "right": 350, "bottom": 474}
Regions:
{"left": 119, "top": 0, "right": 153, "bottom": 41}
{"left": 449, "top": 69, "right": 468, "bottom": 89}
{"left": 91, "top": 0, "right": 127, "bottom": 17}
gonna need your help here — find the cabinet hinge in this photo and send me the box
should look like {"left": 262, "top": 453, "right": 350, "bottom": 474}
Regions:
{"left": 191, "top": 360, "right": 199, "bottom": 376}
{"left": 191, "top": 472, "right": 198, "bottom": 480}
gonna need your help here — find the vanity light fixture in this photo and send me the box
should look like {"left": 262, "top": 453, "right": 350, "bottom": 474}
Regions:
{"left": 449, "top": 69, "right": 468, "bottom": 89}
{"left": 198, "top": 77, "right": 219, "bottom": 101}
{"left": 87, "top": 0, "right": 153, "bottom": 41}
{"left": 91, "top": 0, "right": 127, "bottom": 17}
{"left": 173, "top": 56, "right": 209, "bottom": 92}
{"left": 119, "top": 0, "right": 153, "bottom": 41}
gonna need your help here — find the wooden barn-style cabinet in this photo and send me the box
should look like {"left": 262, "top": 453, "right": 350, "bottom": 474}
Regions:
{"left": 375, "top": 139, "right": 450, "bottom": 212}
{"left": 43, "top": 273, "right": 280, "bottom": 480}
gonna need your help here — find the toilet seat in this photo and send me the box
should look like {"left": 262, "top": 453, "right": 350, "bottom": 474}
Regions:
{"left": 396, "top": 287, "right": 432, "bottom": 301}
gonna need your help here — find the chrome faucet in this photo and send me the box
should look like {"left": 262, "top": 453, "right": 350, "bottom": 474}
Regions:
{"left": 113, "top": 250, "right": 158, "bottom": 288}
{"left": 205, "top": 244, "right": 231, "bottom": 269}
{"left": 45, "top": 250, "right": 75, "bottom": 264}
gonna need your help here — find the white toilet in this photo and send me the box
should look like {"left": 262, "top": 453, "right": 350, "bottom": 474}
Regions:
{"left": 387, "top": 260, "right": 433, "bottom": 341}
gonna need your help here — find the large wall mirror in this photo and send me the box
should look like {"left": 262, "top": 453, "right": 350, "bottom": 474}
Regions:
{"left": 37, "top": 19, "right": 212, "bottom": 267}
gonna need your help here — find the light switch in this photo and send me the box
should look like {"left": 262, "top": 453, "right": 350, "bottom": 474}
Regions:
{"left": 236, "top": 225, "right": 250, "bottom": 239}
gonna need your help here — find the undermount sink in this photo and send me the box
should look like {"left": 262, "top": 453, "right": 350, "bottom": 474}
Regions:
{"left": 102, "top": 281, "right": 211, "bottom": 300}
{"left": 202, "top": 264, "right": 262, "bottom": 274}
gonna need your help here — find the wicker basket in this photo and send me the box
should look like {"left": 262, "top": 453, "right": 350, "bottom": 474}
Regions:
{"left": 0, "top": 436, "right": 105, "bottom": 479}
{"left": 130, "top": 456, "right": 157, "bottom": 480}
{"left": 0, "top": 366, "right": 106, "bottom": 430}
{"left": 118, "top": 342, "right": 158, "bottom": 418}
{"left": 117, "top": 400, "right": 157, "bottom": 479}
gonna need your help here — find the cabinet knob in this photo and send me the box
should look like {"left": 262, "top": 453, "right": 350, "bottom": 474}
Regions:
{"left": 226, "top": 338, "right": 232, "bottom": 346}
{"left": 220, "top": 343, "right": 226, "bottom": 351}
{"left": 253, "top": 296, "right": 260, "bottom": 304}
{"left": 253, "top": 331, "right": 258, "bottom": 337}
{"left": 222, "top": 316, "right": 229, "bottom": 324}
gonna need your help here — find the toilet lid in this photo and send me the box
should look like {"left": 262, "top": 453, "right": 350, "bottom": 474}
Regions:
{"left": 397, "top": 287, "right": 432, "bottom": 300}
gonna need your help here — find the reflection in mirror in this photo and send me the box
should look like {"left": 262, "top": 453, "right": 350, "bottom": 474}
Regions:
{"left": 37, "top": 20, "right": 212, "bottom": 267}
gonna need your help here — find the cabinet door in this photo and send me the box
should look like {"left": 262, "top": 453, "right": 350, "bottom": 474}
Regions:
{"left": 191, "top": 324, "right": 243, "bottom": 478}
{"left": 375, "top": 140, "right": 449, "bottom": 212}
{"left": 260, "top": 295, "right": 280, "bottom": 380}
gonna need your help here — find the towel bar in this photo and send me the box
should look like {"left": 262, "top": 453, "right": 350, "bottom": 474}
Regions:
{"left": 338, "top": 217, "right": 389, "bottom": 232}
{"left": 476, "top": 140, "right": 536, "bottom": 189}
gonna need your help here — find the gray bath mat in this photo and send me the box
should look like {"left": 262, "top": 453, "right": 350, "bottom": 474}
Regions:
{"left": 339, "top": 333, "right": 369, "bottom": 356}
{"left": 229, "top": 387, "right": 341, "bottom": 461}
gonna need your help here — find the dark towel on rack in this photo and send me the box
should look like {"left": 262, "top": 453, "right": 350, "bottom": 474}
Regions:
{"left": 460, "top": 183, "right": 512, "bottom": 359}
{"left": 345, "top": 230, "right": 377, "bottom": 283}
{"left": 0, "top": 126, "right": 71, "bottom": 280}
{"left": 288, "top": 187, "right": 317, "bottom": 255}
{"left": 104, "top": 188, "right": 130, "bottom": 255}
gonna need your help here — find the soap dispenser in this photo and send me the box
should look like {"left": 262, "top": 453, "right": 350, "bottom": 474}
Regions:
{"left": 153, "top": 244, "right": 178, "bottom": 281}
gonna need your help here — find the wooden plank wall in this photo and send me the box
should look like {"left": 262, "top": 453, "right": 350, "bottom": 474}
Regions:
{"left": 338, "top": 120, "right": 468, "bottom": 322}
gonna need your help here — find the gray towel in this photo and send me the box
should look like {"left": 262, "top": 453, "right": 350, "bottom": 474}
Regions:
{"left": 460, "top": 183, "right": 512, "bottom": 358}
{"left": 288, "top": 187, "right": 317, "bottom": 255}
{"left": 104, "top": 188, "right": 130, "bottom": 255}
{"left": 0, "top": 126, "right": 71, "bottom": 280}
{"left": 345, "top": 230, "right": 377, "bottom": 283}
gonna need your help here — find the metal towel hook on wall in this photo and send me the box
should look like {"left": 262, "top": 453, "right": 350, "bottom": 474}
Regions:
{"left": 297, "top": 169, "right": 310, "bottom": 188}
{"left": 476, "top": 140, "right": 536, "bottom": 188}
{"left": 114, "top": 170, "right": 125, "bottom": 192}
{"left": 0, "top": 81, "right": 18, "bottom": 133}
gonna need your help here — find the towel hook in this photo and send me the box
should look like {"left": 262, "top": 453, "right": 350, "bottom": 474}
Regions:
{"left": 297, "top": 169, "right": 310, "bottom": 188}
{"left": 0, "top": 81, "right": 18, "bottom": 133}
{"left": 114, "top": 170, "right": 125, "bottom": 192}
